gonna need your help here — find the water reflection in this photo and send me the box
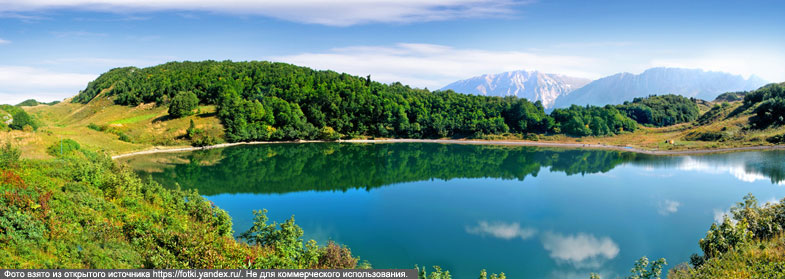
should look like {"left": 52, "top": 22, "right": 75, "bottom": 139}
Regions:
{"left": 541, "top": 232, "right": 620, "bottom": 268}
{"left": 119, "top": 143, "right": 785, "bottom": 278}
{"left": 123, "top": 143, "right": 785, "bottom": 195}
{"left": 465, "top": 221, "right": 537, "bottom": 240}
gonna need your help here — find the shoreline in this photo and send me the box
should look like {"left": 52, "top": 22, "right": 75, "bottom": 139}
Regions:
{"left": 110, "top": 138, "right": 785, "bottom": 160}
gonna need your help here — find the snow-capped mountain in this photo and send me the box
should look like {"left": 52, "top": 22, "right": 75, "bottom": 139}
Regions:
{"left": 552, "top": 67, "right": 768, "bottom": 108}
{"left": 441, "top": 70, "right": 591, "bottom": 109}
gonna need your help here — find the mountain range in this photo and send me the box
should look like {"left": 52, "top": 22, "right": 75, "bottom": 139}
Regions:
{"left": 441, "top": 70, "right": 591, "bottom": 109}
{"left": 442, "top": 67, "right": 768, "bottom": 109}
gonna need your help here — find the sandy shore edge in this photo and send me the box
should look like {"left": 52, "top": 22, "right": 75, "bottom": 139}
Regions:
{"left": 110, "top": 139, "right": 785, "bottom": 160}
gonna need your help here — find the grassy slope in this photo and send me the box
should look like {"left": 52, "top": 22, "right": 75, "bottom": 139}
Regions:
{"left": 3, "top": 92, "right": 223, "bottom": 159}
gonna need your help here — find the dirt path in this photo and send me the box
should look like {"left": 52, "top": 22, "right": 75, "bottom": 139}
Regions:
{"left": 110, "top": 138, "right": 785, "bottom": 160}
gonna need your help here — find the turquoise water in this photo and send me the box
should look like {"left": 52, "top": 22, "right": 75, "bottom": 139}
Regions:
{"left": 123, "top": 143, "right": 785, "bottom": 278}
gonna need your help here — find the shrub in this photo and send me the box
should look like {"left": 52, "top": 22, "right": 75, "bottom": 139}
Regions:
{"left": 9, "top": 110, "right": 37, "bottom": 131}
{"left": 317, "top": 126, "right": 341, "bottom": 141}
{"left": 318, "top": 242, "right": 357, "bottom": 269}
{"left": 767, "top": 133, "right": 785, "bottom": 144}
{"left": 0, "top": 143, "right": 21, "bottom": 168}
{"left": 168, "top": 91, "right": 199, "bottom": 118}
{"left": 87, "top": 123, "right": 105, "bottom": 132}
{"left": 46, "top": 139, "right": 81, "bottom": 157}
{"left": 118, "top": 133, "right": 132, "bottom": 142}
{"left": 750, "top": 98, "right": 785, "bottom": 129}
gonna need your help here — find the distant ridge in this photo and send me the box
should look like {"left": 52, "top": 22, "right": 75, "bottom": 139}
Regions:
{"left": 552, "top": 67, "right": 768, "bottom": 108}
{"left": 440, "top": 70, "right": 591, "bottom": 109}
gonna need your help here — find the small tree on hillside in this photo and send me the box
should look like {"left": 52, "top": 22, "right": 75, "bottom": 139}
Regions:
{"left": 168, "top": 91, "right": 199, "bottom": 118}
{"left": 9, "top": 111, "right": 37, "bottom": 131}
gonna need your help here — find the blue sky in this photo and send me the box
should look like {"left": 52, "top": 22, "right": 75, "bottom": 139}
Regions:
{"left": 1, "top": 0, "right": 784, "bottom": 104}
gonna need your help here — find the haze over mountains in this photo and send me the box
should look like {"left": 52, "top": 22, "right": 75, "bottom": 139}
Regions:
{"left": 443, "top": 67, "right": 768, "bottom": 109}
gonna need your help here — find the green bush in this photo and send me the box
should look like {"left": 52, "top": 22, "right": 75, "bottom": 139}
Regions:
{"left": 87, "top": 123, "right": 105, "bottom": 132}
{"left": 0, "top": 143, "right": 21, "bottom": 168}
{"left": 168, "top": 91, "right": 199, "bottom": 118}
{"left": 9, "top": 110, "right": 37, "bottom": 131}
{"left": 767, "top": 133, "right": 785, "bottom": 144}
{"left": 46, "top": 139, "right": 81, "bottom": 156}
{"left": 317, "top": 126, "right": 341, "bottom": 141}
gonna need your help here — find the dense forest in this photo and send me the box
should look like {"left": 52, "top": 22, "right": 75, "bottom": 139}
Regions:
{"left": 73, "top": 61, "right": 645, "bottom": 140}
{"left": 616, "top": 94, "right": 700, "bottom": 127}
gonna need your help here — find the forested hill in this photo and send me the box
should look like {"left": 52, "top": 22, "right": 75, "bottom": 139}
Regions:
{"left": 71, "top": 60, "right": 640, "bottom": 141}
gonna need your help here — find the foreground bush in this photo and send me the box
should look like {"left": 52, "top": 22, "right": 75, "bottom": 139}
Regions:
{"left": 0, "top": 146, "right": 358, "bottom": 268}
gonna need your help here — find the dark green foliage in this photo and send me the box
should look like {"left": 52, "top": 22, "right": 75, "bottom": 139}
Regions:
{"left": 87, "top": 123, "right": 104, "bottom": 132}
{"left": 743, "top": 83, "right": 785, "bottom": 129}
{"left": 9, "top": 109, "right": 38, "bottom": 131}
{"left": 117, "top": 133, "right": 132, "bottom": 142}
{"left": 750, "top": 97, "right": 785, "bottom": 129}
{"left": 743, "top": 83, "right": 785, "bottom": 108}
{"left": 714, "top": 91, "right": 747, "bottom": 102}
{"left": 617, "top": 95, "right": 700, "bottom": 127}
{"left": 767, "top": 133, "right": 785, "bottom": 144}
{"left": 46, "top": 139, "right": 81, "bottom": 157}
{"left": 550, "top": 105, "right": 637, "bottom": 136}
{"left": 16, "top": 99, "right": 40, "bottom": 107}
{"left": 168, "top": 91, "right": 199, "bottom": 118}
{"left": 72, "top": 61, "right": 556, "bottom": 141}
{"left": 0, "top": 143, "right": 21, "bottom": 168}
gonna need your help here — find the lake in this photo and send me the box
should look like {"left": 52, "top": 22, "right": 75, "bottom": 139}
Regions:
{"left": 121, "top": 143, "right": 785, "bottom": 278}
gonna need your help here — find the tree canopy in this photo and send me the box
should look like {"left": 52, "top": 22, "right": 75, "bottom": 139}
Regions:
{"left": 73, "top": 61, "right": 640, "bottom": 141}
{"left": 616, "top": 94, "right": 700, "bottom": 127}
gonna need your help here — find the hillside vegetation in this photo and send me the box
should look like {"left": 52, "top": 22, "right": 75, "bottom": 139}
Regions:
{"left": 3, "top": 61, "right": 783, "bottom": 160}
{"left": 72, "top": 61, "right": 642, "bottom": 142}
{"left": 0, "top": 143, "right": 360, "bottom": 268}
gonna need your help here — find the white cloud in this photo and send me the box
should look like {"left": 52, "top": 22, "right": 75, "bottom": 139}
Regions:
{"left": 0, "top": 38, "right": 9, "bottom": 44}
{"left": 0, "top": 66, "right": 96, "bottom": 104}
{"left": 0, "top": 0, "right": 531, "bottom": 26}
{"left": 466, "top": 221, "right": 537, "bottom": 240}
{"left": 273, "top": 43, "right": 601, "bottom": 89}
{"left": 712, "top": 208, "right": 733, "bottom": 225}
{"left": 553, "top": 41, "right": 636, "bottom": 49}
{"left": 541, "top": 232, "right": 619, "bottom": 268}
{"left": 657, "top": 199, "right": 680, "bottom": 216}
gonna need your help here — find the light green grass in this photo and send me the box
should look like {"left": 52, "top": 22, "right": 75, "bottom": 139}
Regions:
{"left": 109, "top": 113, "right": 158, "bottom": 125}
